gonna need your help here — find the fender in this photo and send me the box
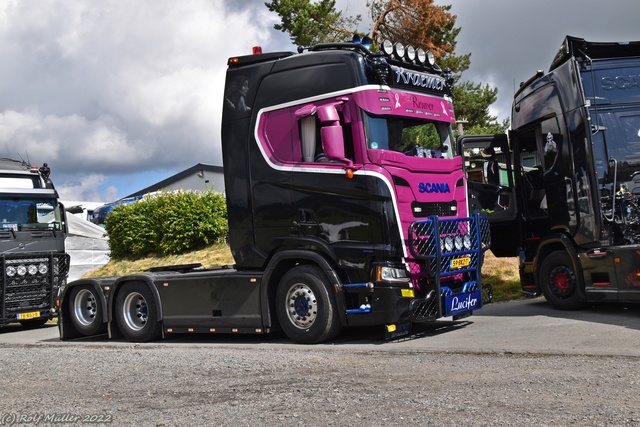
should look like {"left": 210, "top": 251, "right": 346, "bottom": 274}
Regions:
{"left": 262, "top": 249, "right": 348, "bottom": 327}
{"left": 58, "top": 278, "right": 110, "bottom": 340}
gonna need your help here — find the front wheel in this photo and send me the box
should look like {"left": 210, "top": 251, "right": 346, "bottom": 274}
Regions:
{"left": 276, "top": 265, "right": 342, "bottom": 344}
{"left": 68, "top": 285, "right": 106, "bottom": 336}
{"left": 539, "top": 250, "right": 584, "bottom": 310}
{"left": 115, "top": 282, "right": 162, "bottom": 342}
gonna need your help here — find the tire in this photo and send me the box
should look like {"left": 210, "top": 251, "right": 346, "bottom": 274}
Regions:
{"left": 115, "top": 282, "right": 162, "bottom": 342}
{"left": 68, "top": 285, "right": 106, "bottom": 336}
{"left": 19, "top": 318, "right": 48, "bottom": 328}
{"left": 539, "top": 250, "right": 584, "bottom": 310}
{"left": 276, "top": 265, "right": 342, "bottom": 344}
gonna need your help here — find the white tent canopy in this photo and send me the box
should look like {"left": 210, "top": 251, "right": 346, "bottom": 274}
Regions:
{"left": 66, "top": 214, "right": 110, "bottom": 281}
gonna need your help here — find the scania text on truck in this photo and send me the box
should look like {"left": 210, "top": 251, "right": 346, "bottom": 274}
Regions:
{"left": 0, "top": 158, "right": 70, "bottom": 327}
{"left": 459, "top": 36, "right": 640, "bottom": 309}
{"left": 59, "top": 39, "right": 490, "bottom": 344}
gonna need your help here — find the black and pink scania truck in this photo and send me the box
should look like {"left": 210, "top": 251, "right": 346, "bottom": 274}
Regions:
{"left": 58, "top": 39, "right": 490, "bottom": 344}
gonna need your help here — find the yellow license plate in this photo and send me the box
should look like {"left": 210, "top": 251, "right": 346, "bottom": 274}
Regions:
{"left": 17, "top": 311, "right": 41, "bottom": 320}
{"left": 451, "top": 257, "right": 471, "bottom": 269}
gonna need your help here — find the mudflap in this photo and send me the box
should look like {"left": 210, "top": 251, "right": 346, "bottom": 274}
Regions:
{"left": 384, "top": 321, "right": 412, "bottom": 340}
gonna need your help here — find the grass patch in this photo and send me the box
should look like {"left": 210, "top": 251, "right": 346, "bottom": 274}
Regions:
{"left": 85, "top": 242, "right": 234, "bottom": 278}
{"left": 481, "top": 251, "right": 524, "bottom": 303}
{"left": 85, "top": 245, "right": 524, "bottom": 303}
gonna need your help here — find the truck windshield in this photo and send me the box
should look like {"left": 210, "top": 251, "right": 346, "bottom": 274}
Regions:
{"left": 0, "top": 198, "right": 64, "bottom": 231}
{"left": 591, "top": 109, "right": 640, "bottom": 183}
{"left": 364, "top": 112, "right": 456, "bottom": 158}
{"left": 582, "top": 62, "right": 640, "bottom": 105}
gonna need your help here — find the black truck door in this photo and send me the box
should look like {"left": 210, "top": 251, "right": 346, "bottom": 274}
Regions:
{"left": 458, "top": 134, "right": 520, "bottom": 256}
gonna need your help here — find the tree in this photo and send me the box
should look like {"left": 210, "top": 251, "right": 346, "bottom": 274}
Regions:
{"left": 264, "top": 0, "right": 509, "bottom": 133}
{"left": 454, "top": 81, "right": 510, "bottom": 135}
{"left": 265, "top": 0, "right": 361, "bottom": 46}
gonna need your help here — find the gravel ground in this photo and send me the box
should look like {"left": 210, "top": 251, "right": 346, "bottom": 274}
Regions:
{"left": 0, "top": 343, "right": 639, "bottom": 427}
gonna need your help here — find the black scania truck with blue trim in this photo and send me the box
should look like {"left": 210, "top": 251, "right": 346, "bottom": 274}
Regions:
{"left": 59, "top": 40, "right": 490, "bottom": 344}
{"left": 460, "top": 36, "right": 640, "bottom": 310}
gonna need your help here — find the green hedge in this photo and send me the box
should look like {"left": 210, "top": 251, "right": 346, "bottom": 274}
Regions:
{"left": 104, "top": 190, "right": 228, "bottom": 259}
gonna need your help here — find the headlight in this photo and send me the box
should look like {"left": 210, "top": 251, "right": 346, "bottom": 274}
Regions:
{"left": 463, "top": 234, "right": 472, "bottom": 250}
{"left": 6, "top": 266, "right": 16, "bottom": 277}
{"left": 454, "top": 235, "right": 463, "bottom": 251}
{"left": 38, "top": 263, "right": 48, "bottom": 275}
{"left": 28, "top": 264, "right": 38, "bottom": 275}
{"left": 379, "top": 266, "right": 410, "bottom": 283}
{"left": 444, "top": 236, "right": 454, "bottom": 252}
{"left": 17, "top": 265, "right": 27, "bottom": 276}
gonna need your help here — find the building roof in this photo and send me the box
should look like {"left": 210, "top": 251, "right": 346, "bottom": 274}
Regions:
{"left": 125, "top": 163, "right": 223, "bottom": 198}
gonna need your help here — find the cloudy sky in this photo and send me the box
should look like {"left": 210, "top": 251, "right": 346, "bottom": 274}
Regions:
{"left": 1, "top": 0, "right": 638, "bottom": 203}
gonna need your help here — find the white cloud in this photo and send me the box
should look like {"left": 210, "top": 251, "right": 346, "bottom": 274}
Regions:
{"left": 0, "top": 0, "right": 282, "bottom": 201}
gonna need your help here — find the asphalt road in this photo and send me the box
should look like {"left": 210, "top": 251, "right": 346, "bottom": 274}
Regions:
{"left": 1, "top": 296, "right": 638, "bottom": 356}
{"left": 1, "top": 297, "right": 640, "bottom": 427}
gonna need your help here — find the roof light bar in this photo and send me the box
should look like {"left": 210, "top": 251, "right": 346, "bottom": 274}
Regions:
{"left": 380, "top": 39, "right": 436, "bottom": 68}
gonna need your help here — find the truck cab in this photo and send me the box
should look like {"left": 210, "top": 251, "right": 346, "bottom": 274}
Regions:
{"left": 0, "top": 158, "right": 69, "bottom": 327}
{"left": 459, "top": 36, "right": 640, "bottom": 310}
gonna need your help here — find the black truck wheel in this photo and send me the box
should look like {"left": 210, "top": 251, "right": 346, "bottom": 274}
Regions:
{"left": 539, "top": 250, "right": 584, "bottom": 310}
{"left": 276, "top": 265, "right": 342, "bottom": 344}
{"left": 68, "top": 285, "right": 106, "bottom": 336}
{"left": 115, "top": 282, "right": 162, "bottom": 342}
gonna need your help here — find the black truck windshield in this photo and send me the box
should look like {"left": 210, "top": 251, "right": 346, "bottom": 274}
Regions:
{"left": 364, "top": 112, "right": 456, "bottom": 158}
{"left": 582, "top": 62, "right": 640, "bottom": 106}
{"left": 590, "top": 108, "right": 640, "bottom": 184}
{"left": 0, "top": 197, "right": 64, "bottom": 231}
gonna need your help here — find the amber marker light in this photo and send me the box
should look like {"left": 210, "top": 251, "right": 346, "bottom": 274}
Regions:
{"left": 346, "top": 168, "right": 354, "bottom": 179}
{"left": 386, "top": 324, "right": 397, "bottom": 333}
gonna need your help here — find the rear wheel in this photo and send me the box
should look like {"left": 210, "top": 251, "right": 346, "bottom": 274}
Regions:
{"left": 539, "top": 250, "right": 584, "bottom": 310}
{"left": 68, "top": 285, "right": 106, "bottom": 336}
{"left": 115, "top": 282, "right": 162, "bottom": 342}
{"left": 276, "top": 265, "right": 342, "bottom": 344}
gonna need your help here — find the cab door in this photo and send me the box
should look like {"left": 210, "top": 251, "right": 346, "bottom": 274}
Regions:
{"left": 457, "top": 134, "right": 520, "bottom": 256}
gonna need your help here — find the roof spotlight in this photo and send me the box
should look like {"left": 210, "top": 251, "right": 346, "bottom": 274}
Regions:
{"left": 426, "top": 50, "right": 436, "bottom": 66}
{"left": 381, "top": 39, "right": 394, "bottom": 56}
{"left": 361, "top": 36, "right": 371, "bottom": 50}
{"left": 393, "top": 42, "right": 405, "bottom": 60}
{"left": 352, "top": 33, "right": 361, "bottom": 44}
{"left": 405, "top": 45, "right": 416, "bottom": 62}
{"left": 416, "top": 48, "right": 426, "bottom": 65}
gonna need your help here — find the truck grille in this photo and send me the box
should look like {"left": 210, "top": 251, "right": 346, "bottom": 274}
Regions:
{"left": 0, "top": 253, "right": 70, "bottom": 323}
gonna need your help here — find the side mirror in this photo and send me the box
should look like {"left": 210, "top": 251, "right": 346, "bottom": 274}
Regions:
{"left": 317, "top": 104, "right": 351, "bottom": 165}
{"left": 321, "top": 126, "right": 345, "bottom": 159}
